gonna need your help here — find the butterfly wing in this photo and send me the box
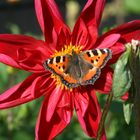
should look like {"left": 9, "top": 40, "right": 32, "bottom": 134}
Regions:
{"left": 43, "top": 55, "right": 79, "bottom": 88}
{"left": 44, "top": 49, "right": 112, "bottom": 88}
{"left": 79, "top": 48, "right": 112, "bottom": 85}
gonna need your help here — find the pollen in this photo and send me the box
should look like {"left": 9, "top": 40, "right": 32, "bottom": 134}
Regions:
{"left": 50, "top": 43, "right": 83, "bottom": 91}
{"left": 51, "top": 43, "right": 82, "bottom": 57}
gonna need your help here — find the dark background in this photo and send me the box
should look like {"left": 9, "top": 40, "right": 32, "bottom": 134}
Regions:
{"left": 0, "top": 0, "right": 140, "bottom": 34}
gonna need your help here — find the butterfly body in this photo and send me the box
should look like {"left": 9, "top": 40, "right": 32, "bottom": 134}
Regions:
{"left": 44, "top": 49, "right": 112, "bottom": 88}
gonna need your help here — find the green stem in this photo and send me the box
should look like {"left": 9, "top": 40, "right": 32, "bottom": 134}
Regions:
{"left": 96, "top": 91, "right": 113, "bottom": 140}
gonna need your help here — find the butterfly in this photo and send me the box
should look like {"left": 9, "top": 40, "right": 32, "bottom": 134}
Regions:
{"left": 43, "top": 48, "right": 112, "bottom": 88}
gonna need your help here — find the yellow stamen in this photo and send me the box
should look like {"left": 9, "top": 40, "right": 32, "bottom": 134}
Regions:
{"left": 51, "top": 43, "right": 83, "bottom": 91}
{"left": 51, "top": 43, "right": 82, "bottom": 57}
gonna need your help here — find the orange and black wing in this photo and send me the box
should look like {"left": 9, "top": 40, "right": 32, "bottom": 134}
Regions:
{"left": 43, "top": 55, "right": 79, "bottom": 88}
{"left": 80, "top": 48, "right": 112, "bottom": 85}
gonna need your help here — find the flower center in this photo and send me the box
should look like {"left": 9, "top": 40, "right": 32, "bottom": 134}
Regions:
{"left": 51, "top": 43, "right": 82, "bottom": 91}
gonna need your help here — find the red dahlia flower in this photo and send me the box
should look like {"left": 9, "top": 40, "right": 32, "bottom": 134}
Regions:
{"left": 0, "top": 0, "right": 140, "bottom": 140}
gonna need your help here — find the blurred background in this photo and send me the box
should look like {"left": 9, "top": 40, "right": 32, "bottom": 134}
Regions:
{"left": 0, "top": 0, "right": 140, "bottom": 140}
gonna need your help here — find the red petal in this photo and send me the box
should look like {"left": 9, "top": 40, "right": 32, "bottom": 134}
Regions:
{"left": 0, "top": 34, "right": 51, "bottom": 72}
{"left": 101, "top": 132, "right": 107, "bottom": 140}
{"left": 35, "top": 0, "right": 62, "bottom": 33}
{"left": 74, "top": 87, "right": 101, "bottom": 138}
{"left": 45, "top": 86, "right": 63, "bottom": 121}
{"left": 35, "top": 0, "right": 71, "bottom": 49}
{"left": 82, "top": 0, "right": 105, "bottom": 26}
{"left": 95, "top": 33, "right": 123, "bottom": 64}
{"left": 72, "top": 0, "right": 105, "bottom": 48}
{"left": 109, "top": 42, "right": 125, "bottom": 64}
{"left": 94, "top": 66, "right": 113, "bottom": 94}
{"left": 74, "top": 88, "right": 89, "bottom": 117}
{"left": 36, "top": 91, "right": 73, "bottom": 140}
{"left": 57, "top": 90, "right": 74, "bottom": 123}
{"left": 79, "top": 0, "right": 105, "bottom": 27}
{"left": 121, "top": 92, "right": 129, "bottom": 100}
{"left": 0, "top": 72, "right": 53, "bottom": 109}
{"left": 96, "top": 34, "right": 120, "bottom": 49}
{"left": 103, "top": 20, "right": 140, "bottom": 43}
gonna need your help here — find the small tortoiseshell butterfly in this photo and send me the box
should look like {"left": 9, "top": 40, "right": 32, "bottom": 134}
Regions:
{"left": 44, "top": 49, "right": 112, "bottom": 88}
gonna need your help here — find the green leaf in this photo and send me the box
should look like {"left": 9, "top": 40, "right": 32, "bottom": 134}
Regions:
{"left": 112, "top": 49, "right": 132, "bottom": 98}
{"left": 0, "top": 63, "right": 8, "bottom": 83}
{"left": 123, "top": 102, "right": 133, "bottom": 124}
{"left": 124, "top": 0, "right": 140, "bottom": 14}
{"left": 13, "top": 131, "right": 32, "bottom": 140}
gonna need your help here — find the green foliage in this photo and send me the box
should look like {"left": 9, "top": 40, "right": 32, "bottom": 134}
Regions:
{"left": 0, "top": 63, "right": 8, "bottom": 88}
{"left": 123, "top": 102, "right": 133, "bottom": 125}
{"left": 124, "top": 0, "right": 140, "bottom": 14}
{"left": 97, "top": 95, "right": 135, "bottom": 140}
{"left": 112, "top": 47, "right": 132, "bottom": 98}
